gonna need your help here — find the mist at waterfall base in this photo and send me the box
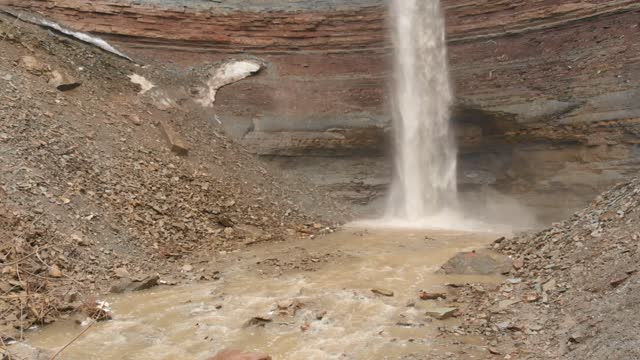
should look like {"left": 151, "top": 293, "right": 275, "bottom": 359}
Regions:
{"left": 354, "top": 0, "right": 535, "bottom": 232}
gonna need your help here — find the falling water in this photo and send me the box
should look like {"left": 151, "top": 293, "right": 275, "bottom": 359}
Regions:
{"left": 386, "top": 0, "right": 458, "bottom": 223}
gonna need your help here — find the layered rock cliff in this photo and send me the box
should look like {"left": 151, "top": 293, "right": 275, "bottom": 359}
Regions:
{"left": 2, "top": 0, "right": 640, "bottom": 220}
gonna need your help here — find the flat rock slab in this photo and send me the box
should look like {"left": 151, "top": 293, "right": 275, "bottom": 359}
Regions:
{"left": 371, "top": 288, "right": 394, "bottom": 297}
{"left": 425, "top": 307, "right": 458, "bottom": 320}
{"left": 440, "top": 249, "right": 512, "bottom": 275}
{"left": 159, "top": 120, "right": 189, "bottom": 155}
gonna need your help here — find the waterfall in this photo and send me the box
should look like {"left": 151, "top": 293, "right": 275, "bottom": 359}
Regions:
{"left": 386, "top": 0, "right": 458, "bottom": 223}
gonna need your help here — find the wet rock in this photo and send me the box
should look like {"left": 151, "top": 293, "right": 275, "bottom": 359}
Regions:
{"left": 129, "top": 275, "right": 160, "bottom": 291}
{"left": 425, "top": 307, "right": 458, "bottom": 320}
{"left": 109, "top": 275, "right": 159, "bottom": 293}
{"left": 5, "top": 342, "right": 57, "bottom": 360}
{"left": 80, "top": 300, "right": 113, "bottom": 321}
{"left": 441, "top": 250, "right": 512, "bottom": 275}
{"left": 371, "top": 288, "right": 394, "bottom": 297}
{"left": 209, "top": 349, "right": 272, "bottom": 360}
{"left": 109, "top": 278, "right": 133, "bottom": 294}
{"left": 419, "top": 290, "right": 447, "bottom": 300}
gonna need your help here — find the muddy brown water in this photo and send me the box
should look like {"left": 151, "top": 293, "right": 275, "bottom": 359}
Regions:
{"left": 28, "top": 228, "right": 505, "bottom": 359}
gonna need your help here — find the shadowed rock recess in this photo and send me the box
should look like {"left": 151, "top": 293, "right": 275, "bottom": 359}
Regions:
{"left": 3, "top": 0, "right": 639, "bottom": 220}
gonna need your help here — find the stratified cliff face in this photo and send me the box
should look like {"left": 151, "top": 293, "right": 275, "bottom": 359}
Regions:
{"left": 3, "top": 0, "right": 640, "bottom": 219}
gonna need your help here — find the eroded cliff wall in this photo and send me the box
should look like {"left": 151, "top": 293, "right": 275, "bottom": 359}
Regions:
{"left": 3, "top": 0, "right": 640, "bottom": 219}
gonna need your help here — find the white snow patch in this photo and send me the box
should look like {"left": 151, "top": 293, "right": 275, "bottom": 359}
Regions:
{"left": 197, "top": 60, "right": 261, "bottom": 107}
{"left": 128, "top": 74, "right": 155, "bottom": 94}
{"left": 38, "top": 19, "right": 133, "bottom": 61}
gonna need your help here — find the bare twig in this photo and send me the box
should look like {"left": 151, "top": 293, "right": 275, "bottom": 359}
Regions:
{"left": 1, "top": 244, "right": 52, "bottom": 266}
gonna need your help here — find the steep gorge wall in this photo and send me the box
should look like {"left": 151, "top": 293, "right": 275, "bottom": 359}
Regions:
{"left": 2, "top": 0, "right": 640, "bottom": 218}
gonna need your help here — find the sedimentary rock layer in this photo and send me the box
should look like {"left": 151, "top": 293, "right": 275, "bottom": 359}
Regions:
{"left": 2, "top": 0, "right": 640, "bottom": 214}
{"left": 4, "top": 0, "right": 637, "bottom": 153}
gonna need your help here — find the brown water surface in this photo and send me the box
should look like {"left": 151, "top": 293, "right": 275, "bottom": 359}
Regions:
{"left": 29, "top": 228, "right": 505, "bottom": 359}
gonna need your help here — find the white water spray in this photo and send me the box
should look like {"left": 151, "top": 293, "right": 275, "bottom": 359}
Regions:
{"left": 386, "top": 0, "right": 458, "bottom": 224}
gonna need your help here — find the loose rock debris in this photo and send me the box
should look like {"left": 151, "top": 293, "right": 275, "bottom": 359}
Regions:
{"left": 0, "top": 12, "right": 339, "bottom": 342}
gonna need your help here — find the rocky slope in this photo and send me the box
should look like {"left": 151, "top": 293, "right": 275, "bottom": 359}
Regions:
{"left": 449, "top": 177, "right": 640, "bottom": 359}
{"left": 0, "top": 13, "right": 342, "bottom": 342}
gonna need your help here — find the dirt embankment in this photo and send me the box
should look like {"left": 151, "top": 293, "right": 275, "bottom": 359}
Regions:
{"left": 0, "top": 13, "right": 345, "bottom": 342}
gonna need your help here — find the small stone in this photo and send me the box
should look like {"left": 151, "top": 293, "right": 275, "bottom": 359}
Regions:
{"left": 129, "top": 115, "right": 143, "bottom": 126}
{"left": 419, "top": 290, "right": 447, "bottom": 300}
{"left": 72, "top": 234, "right": 89, "bottom": 246}
{"left": 64, "top": 291, "right": 80, "bottom": 303}
{"left": 48, "top": 265, "right": 63, "bottom": 278}
{"left": 525, "top": 293, "right": 540, "bottom": 302}
{"left": 49, "top": 70, "right": 82, "bottom": 91}
{"left": 218, "top": 216, "right": 234, "bottom": 228}
{"left": 182, "top": 264, "right": 194, "bottom": 272}
{"left": 498, "top": 299, "right": 520, "bottom": 309}
{"left": 242, "top": 317, "right": 272, "bottom": 328}
{"left": 129, "top": 275, "right": 159, "bottom": 291}
{"left": 159, "top": 120, "right": 189, "bottom": 155}
{"left": 114, "top": 267, "right": 131, "bottom": 279}
{"left": 610, "top": 274, "right": 630, "bottom": 288}
{"left": 569, "top": 332, "right": 588, "bottom": 343}
{"left": 542, "top": 279, "right": 556, "bottom": 292}
{"left": 371, "top": 288, "right": 394, "bottom": 297}
{"left": 425, "top": 307, "right": 458, "bottom": 320}
{"left": 488, "top": 347, "right": 501, "bottom": 355}
{"left": 529, "top": 324, "right": 544, "bottom": 332}
{"left": 512, "top": 257, "right": 524, "bottom": 270}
